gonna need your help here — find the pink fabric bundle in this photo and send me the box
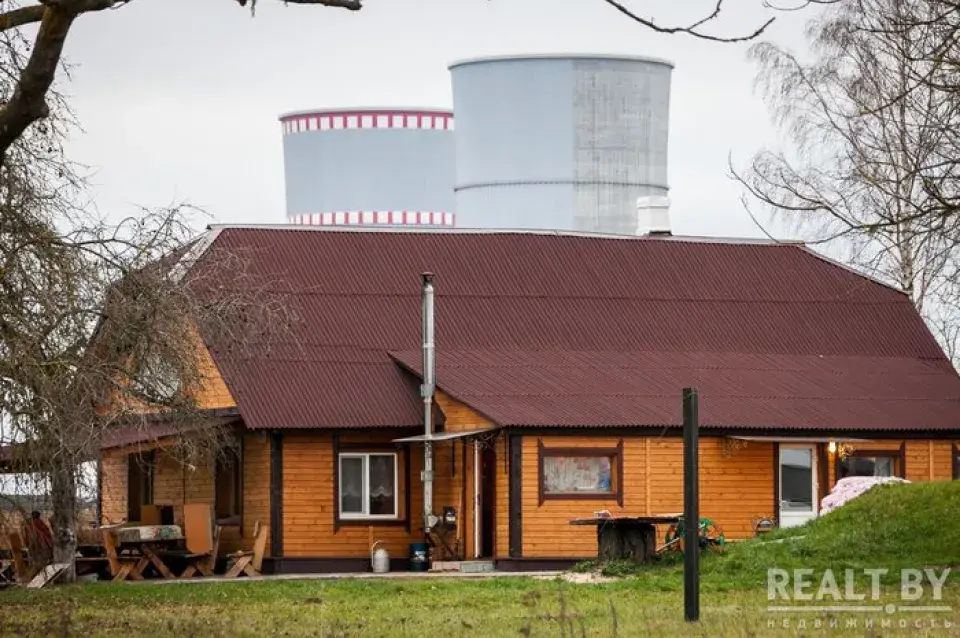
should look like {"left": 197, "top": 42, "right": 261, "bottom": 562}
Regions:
{"left": 820, "top": 476, "right": 910, "bottom": 515}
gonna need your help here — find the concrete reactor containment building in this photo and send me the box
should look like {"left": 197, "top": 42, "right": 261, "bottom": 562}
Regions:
{"left": 449, "top": 54, "right": 673, "bottom": 234}
{"left": 280, "top": 107, "right": 456, "bottom": 228}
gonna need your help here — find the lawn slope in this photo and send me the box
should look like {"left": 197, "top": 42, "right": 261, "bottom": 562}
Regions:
{"left": 698, "top": 479, "right": 960, "bottom": 589}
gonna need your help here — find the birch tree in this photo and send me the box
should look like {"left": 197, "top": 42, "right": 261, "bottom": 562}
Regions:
{"left": 733, "top": 0, "right": 960, "bottom": 360}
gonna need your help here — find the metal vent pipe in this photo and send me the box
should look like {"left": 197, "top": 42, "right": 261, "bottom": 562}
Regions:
{"left": 421, "top": 272, "right": 436, "bottom": 531}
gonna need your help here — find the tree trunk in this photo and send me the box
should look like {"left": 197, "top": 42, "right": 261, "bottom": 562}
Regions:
{"left": 50, "top": 460, "right": 77, "bottom": 583}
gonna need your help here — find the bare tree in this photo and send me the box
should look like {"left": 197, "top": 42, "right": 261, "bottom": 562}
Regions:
{"left": 0, "top": 90, "right": 292, "bottom": 580}
{"left": 1, "top": 195, "right": 294, "bottom": 581}
{"left": 732, "top": 0, "right": 960, "bottom": 360}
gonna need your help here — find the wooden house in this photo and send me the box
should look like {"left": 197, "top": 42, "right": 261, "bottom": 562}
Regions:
{"left": 97, "top": 227, "right": 960, "bottom": 572}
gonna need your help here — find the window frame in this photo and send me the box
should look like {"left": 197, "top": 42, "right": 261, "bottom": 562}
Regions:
{"left": 537, "top": 439, "right": 624, "bottom": 506}
{"left": 834, "top": 444, "right": 906, "bottom": 483}
{"left": 338, "top": 451, "right": 400, "bottom": 521}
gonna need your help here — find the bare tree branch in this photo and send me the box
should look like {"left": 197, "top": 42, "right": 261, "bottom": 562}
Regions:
{"left": 0, "top": 5, "right": 45, "bottom": 31}
{"left": 275, "top": 0, "right": 362, "bottom": 8}
{"left": 0, "top": 8, "right": 75, "bottom": 164}
{"left": 0, "top": 0, "right": 361, "bottom": 166}
{"left": 762, "top": 0, "right": 842, "bottom": 12}
{"left": 602, "top": 0, "right": 775, "bottom": 43}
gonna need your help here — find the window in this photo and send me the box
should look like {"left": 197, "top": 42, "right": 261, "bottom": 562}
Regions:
{"left": 134, "top": 353, "right": 180, "bottom": 401}
{"left": 537, "top": 440, "right": 623, "bottom": 505}
{"left": 215, "top": 444, "right": 242, "bottom": 523}
{"left": 339, "top": 453, "right": 398, "bottom": 519}
{"left": 838, "top": 454, "right": 898, "bottom": 479}
{"left": 127, "top": 451, "right": 155, "bottom": 522}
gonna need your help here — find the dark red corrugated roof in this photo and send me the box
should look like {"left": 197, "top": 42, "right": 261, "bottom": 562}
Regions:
{"left": 390, "top": 350, "right": 960, "bottom": 430}
{"left": 99, "top": 410, "right": 241, "bottom": 450}
{"left": 191, "top": 228, "right": 960, "bottom": 432}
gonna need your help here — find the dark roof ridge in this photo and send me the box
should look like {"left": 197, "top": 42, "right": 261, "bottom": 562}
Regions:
{"left": 204, "top": 223, "right": 807, "bottom": 246}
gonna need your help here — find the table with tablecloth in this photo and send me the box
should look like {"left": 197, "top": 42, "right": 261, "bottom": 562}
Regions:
{"left": 111, "top": 525, "right": 185, "bottom": 579}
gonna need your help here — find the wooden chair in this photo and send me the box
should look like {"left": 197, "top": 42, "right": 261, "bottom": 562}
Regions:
{"left": 179, "top": 503, "right": 220, "bottom": 578}
{"left": 101, "top": 528, "right": 144, "bottom": 582}
{"left": 225, "top": 523, "right": 269, "bottom": 578}
{"left": 140, "top": 505, "right": 161, "bottom": 526}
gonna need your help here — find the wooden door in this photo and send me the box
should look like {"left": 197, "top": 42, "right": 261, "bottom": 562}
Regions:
{"left": 480, "top": 444, "right": 496, "bottom": 558}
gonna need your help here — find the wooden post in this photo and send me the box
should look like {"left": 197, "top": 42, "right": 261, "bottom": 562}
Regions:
{"left": 683, "top": 387, "right": 700, "bottom": 622}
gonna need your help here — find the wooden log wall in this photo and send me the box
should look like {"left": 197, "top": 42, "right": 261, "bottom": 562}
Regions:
{"left": 99, "top": 384, "right": 960, "bottom": 564}
{"left": 434, "top": 391, "right": 501, "bottom": 558}
{"left": 98, "top": 432, "right": 268, "bottom": 554}
{"left": 242, "top": 433, "right": 271, "bottom": 553}
{"left": 282, "top": 431, "right": 431, "bottom": 559}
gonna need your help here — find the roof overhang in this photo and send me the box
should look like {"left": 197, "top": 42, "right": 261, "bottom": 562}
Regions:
{"left": 392, "top": 427, "right": 496, "bottom": 443}
{"left": 727, "top": 435, "right": 871, "bottom": 443}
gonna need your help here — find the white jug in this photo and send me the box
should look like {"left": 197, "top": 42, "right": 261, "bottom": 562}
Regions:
{"left": 371, "top": 541, "right": 390, "bottom": 573}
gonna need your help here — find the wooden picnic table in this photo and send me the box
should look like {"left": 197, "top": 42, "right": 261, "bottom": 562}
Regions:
{"left": 118, "top": 536, "right": 184, "bottom": 580}
{"left": 102, "top": 525, "right": 186, "bottom": 581}
{"left": 570, "top": 515, "right": 680, "bottom": 563}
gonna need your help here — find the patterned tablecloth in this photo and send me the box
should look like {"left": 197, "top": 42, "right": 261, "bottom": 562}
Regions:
{"left": 115, "top": 525, "right": 183, "bottom": 543}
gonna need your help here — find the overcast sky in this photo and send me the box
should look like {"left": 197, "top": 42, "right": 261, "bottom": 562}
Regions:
{"left": 59, "top": 0, "right": 812, "bottom": 239}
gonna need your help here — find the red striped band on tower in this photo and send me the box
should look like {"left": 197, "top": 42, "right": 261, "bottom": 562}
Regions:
{"left": 280, "top": 110, "right": 454, "bottom": 135}
{"left": 287, "top": 212, "right": 456, "bottom": 227}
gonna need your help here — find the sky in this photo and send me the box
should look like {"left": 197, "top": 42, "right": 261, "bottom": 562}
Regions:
{"left": 59, "top": 0, "right": 813, "bottom": 239}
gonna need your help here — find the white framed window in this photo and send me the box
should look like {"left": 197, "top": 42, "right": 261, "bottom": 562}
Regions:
{"left": 339, "top": 453, "right": 398, "bottom": 519}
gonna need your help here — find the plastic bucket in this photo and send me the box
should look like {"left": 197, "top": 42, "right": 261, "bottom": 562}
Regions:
{"left": 409, "top": 542, "right": 429, "bottom": 572}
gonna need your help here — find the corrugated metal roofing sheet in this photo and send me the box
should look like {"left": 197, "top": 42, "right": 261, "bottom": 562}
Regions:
{"left": 191, "top": 228, "right": 960, "bottom": 431}
{"left": 389, "top": 350, "right": 960, "bottom": 430}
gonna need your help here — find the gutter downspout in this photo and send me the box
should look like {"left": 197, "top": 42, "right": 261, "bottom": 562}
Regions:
{"left": 421, "top": 272, "right": 437, "bottom": 532}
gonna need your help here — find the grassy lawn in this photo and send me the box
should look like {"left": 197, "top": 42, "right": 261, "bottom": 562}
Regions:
{"left": 1, "top": 481, "right": 959, "bottom": 636}
{"left": 1, "top": 577, "right": 959, "bottom": 637}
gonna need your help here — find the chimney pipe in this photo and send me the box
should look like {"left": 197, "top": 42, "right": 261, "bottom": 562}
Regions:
{"left": 420, "top": 272, "right": 437, "bottom": 532}
{"left": 636, "top": 195, "right": 672, "bottom": 236}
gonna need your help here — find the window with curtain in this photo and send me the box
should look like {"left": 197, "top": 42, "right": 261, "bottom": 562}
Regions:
{"left": 339, "top": 453, "right": 397, "bottom": 518}
{"left": 538, "top": 443, "right": 622, "bottom": 501}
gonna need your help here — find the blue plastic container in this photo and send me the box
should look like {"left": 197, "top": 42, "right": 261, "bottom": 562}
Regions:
{"left": 409, "top": 542, "right": 429, "bottom": 572}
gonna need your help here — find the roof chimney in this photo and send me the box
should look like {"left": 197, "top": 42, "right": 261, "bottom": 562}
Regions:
{"left": 636, "top": 196, "right": 672, "bottom": 236}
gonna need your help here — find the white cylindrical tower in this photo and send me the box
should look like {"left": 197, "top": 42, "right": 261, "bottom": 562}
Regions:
{"left": 279, "top": 107, "right": 456, "bottom": 228}
{"left": 449, "top": 54, "right": 673, "bottom": 233}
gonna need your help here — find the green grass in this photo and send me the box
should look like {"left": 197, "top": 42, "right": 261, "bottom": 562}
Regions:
{"left": 4, "top": 578, "right": 960, "bottom": 637}
{"left": 702, "top": 479, "right": 960, "bottom": 589}
{"left": 1, "top": 481, "right": 959, "bottom": 636}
